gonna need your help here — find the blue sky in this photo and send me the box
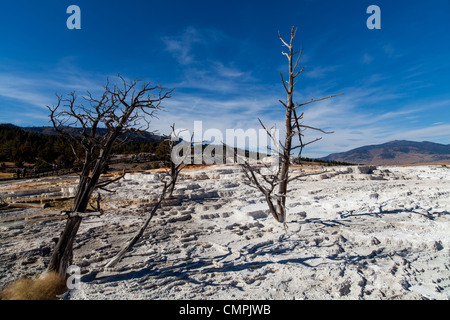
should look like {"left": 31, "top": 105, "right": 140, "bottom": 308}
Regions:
{"left": 0, "top": 0, "right": 449, "bottom": 157}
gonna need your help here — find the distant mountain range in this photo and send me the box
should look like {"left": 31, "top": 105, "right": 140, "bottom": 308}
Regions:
{"left": 1, "top": 123, "right": 166, "bottom": 143}
{"left": 320, "top": 140, "right": 450, "bottom": 165}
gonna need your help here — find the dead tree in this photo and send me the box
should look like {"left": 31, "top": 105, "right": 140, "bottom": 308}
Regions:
{"left": 241, "top": 26, "right": 342, "bottom": 225}
{"left": 104, "top": 124, "right": 188, "bottom": 269}
{"left": 46, "top": 75, "right": 172, "bottom": 275}
{"left": 165, "top": 124, "right": 191, "bottom": 198}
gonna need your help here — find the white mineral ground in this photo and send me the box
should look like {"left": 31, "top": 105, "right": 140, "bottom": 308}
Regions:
{"left": 0, "top": 164, "right": 449, "bottom": 300}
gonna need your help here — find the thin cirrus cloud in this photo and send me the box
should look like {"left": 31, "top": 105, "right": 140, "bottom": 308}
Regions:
{"left": 162, "top": 27, "right": 256, "bottom": 95}
{"left": 161, "top": 27, "right": 200, "bottom": 66}
{"left": 161, "top": 26, "right": 232, "bottom": 67}
{"left": 0, "top": 74, "right": 53, "bottom": 109}
{"left": 157, "top": 26, "right": 282, "bottom": 136}
{"left": 0, "top": 69, "right": 109, "bottom": 125}
{"left": 301, "top": 96, "right": 450, "bottom": 157}
{"left": 362, "top": 53, "right": 374, "bottom": 64}
{"left": 303, "top": 65, "right": 342, "bottom": 79}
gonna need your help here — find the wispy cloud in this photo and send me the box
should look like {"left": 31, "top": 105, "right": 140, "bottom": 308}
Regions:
{"left": 161, "top": 26, "right": 257, "bottom": 94}
{"left": 382, "top": 44, "right": 403, "bottom": 59}
{"left": 362, "top": 53, "right": 373, "bottom": 64}
{"left": 161, "top": 26, "right": 202, "bottom": 65}
{"left": 304, "top": 65, "right": 341, "bottom": 79}
{"left": 0, "top": 66, "right": 109, "bottom": 125}
{"left": 300, "top": 93, "right": 450, "bottom": 157}
{"left": 0, "top": 74, "right": 53, "bottom": 108}
{"left": 161, "top": 26, "right": 232, "bottom": 67}
{"left": 155, "top": 26, "right": 277, "bottom": 135}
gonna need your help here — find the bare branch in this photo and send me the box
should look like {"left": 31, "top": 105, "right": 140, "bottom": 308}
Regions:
{"left": 258, "top": 118, "right": 283, "bottom": 154}
{"left": 280, "top": 72, "right": 289, "bottom": 94}
{"left": 62, "top": 211, "right": 104, "bottom": 218}
{"left": 293, "top": 67, "right": 305, "bottom": 79}
{"left": 294, "top": 93, "right": 344, "bottom": 110}
{"left": 95, "top": 169, "right": 126, "bottom": 189}
{"left": 278, "top": 99, "right": 288, "bottom": 109}
{"left": 278, "top": 30, "right": 290, "bottom": 48}
{"left": 293, "top": 46, "right": 304, "bottom": 73}
{"left": 294, "top": 125, "right": 334, "bottom": 135}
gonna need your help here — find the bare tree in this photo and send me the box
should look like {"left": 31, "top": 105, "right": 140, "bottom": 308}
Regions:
{"left": 46, "top": 75, "right": 172, "bottom": 275}
{"left": 241, "top": 26, "right": 342, "bottom": 225}
{"left": 165, "top": 124, "right": 191, "bottom": 198}
{"left": 104, "top": 124, "right": 188, "bottom": 269}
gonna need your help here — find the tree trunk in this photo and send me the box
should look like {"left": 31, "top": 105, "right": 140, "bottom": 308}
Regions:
{"left": 275, "top": 34, "right": 295, "bottom": 224}
{"left": 47, "top": 174, "right": 91, "bottom": 275}
{"left": 47, "top": 177, "right": 91, "bottom": 275}
{"left": 48, "top": 131, "right": 120, "bottom": 275}
{"left": 47, "top": 216, "right": 83, "bottom": 275}
{"left": 167, "top": 162, "right": 178, "bottom": 198}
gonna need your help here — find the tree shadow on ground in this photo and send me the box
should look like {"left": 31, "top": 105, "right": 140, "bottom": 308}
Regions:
{"left": 81, "top": 233, "right": 384, "bottom": 291}
{"left": 339, "top": 207, "right": 449, "bottom": 221}
{"left": 82, "top": 241, "right": 325, "bottom": 290}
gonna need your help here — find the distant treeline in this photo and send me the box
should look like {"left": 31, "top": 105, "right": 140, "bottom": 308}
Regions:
{"left": 298, "top": 157, "right": 356, "bottom": 166}
{"left": 0, "top": 124, "right": 167, "bottom": 169}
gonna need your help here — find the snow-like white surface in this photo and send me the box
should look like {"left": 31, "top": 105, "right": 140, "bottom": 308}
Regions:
{"left": 1, "top": 164, "right": 449, "bottom": 300}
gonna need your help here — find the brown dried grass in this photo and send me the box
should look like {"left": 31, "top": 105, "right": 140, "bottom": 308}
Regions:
{"left": 0, "top": 272, "right": 67, "bottom": 300}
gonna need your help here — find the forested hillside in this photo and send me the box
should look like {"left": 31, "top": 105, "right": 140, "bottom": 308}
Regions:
{"left": 0, "top": 124, "right": 164, "bottom": 170}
